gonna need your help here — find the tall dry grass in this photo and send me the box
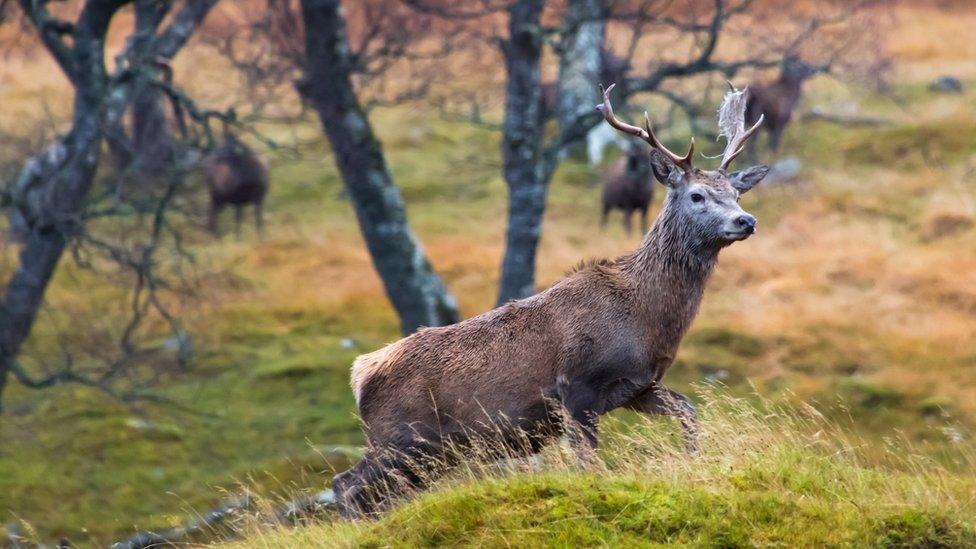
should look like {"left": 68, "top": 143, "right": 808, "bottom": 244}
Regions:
{"left": 215, "top": 389, "right": 975, "bottom": 547}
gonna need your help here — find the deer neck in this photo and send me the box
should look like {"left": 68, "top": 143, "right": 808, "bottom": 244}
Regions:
{"left": 777, "top": 75, "right": 805, "bottom": 102}
{"left": 622, "top": 198, "right": 719, "bottom": 345}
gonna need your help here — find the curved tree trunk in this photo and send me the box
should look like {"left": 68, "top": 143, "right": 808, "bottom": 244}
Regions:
{"left": 298, "top": 0, "right": 459, "bottom": 335}
{"left": 130, "top": 85, "right": 176, "bottom": 171}
{"left": 0, "top": 0, "right": 218, "bottom": 410}
{"left": 113, "top": 0, "right": 177, "bottom": 173}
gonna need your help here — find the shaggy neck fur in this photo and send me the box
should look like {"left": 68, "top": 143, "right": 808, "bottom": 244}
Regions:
{"left": 621, "top": 189, "right": 720, "bottom": 337}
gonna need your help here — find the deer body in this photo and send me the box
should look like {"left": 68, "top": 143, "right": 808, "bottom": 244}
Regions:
{"left": 601, "top": 144, "right": 654, "bottom": 234}
{"left": 333, "top": 84, "right": 769, "bottom": 519}
{"left": 203, "top": 133, "right": 269, "bottom": 237}
{"left": 746, "top": 58, "right": 827, "bottom": 152}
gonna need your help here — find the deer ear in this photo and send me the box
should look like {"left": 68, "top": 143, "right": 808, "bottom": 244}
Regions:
{"left": 728, "top": 165, "right": 770, "bottom": 194}
{"left": 649, "top": 149, "right": 684, "bottom": 188}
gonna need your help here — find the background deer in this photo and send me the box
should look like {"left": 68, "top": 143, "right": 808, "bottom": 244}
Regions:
{"left": 331, "top": 83, "right": 769, "bottom": 519}
{"left": 601, "top": 142, "right": 653, "bottom": 234}
{"left": 202, "top": 131, "right": 269, "bottom": 238}
{"left": 746, "top": 56, "right": 829, "bottom": 152}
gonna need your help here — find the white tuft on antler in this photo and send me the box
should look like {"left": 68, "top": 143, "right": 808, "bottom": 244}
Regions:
{"left": 717, "top": 83, "right": 763, "bottom": 170}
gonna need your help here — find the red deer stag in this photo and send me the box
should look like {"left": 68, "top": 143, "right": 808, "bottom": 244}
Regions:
{"left": 601, "top": 142, "right": 654, "bottom": 235}
{"left": 332, "top": 83, "right": 768, "bottom": 519}
{"left": 746, "top": 56, "right": 828, "bottom": 152}
{"left": 202, "top": 132, "right": 269, "bottom": 238}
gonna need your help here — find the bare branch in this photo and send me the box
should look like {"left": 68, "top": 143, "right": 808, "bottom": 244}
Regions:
{"left": 16, "top": 0, "right": 77, "bottom": 82}
{"left": 153, "top": 0, "right": 220, "bottom": 59}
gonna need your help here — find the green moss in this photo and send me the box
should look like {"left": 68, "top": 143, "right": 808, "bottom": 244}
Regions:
{"left": 877, "top": 510, "right": 976, "bottom": 548}
{"left": 841, "top": 120, "right": 976, "bottom": 169}
{"left": 0, "top": 296, "right": 375, "bottom": 545}
{"left": 238, "top": 472, "right": 975, "bottom": 548}
{"left": 917, "top": 396, "right": 954, "bottom": 419}
{"left": 688, "top": 326, "right": 765, "bottom": 359}
{"left": 838, "top": 377, "right": 905, "bottom": 409}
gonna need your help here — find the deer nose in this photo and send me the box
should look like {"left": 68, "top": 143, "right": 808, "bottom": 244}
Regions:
{"left": 736, "top": 214, "right": 757, "bottom": 234}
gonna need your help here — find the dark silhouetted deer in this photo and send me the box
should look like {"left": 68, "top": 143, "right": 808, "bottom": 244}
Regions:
{"left": 746, "top": 56, "right": 828, "bottom": 152}
{"left": 601, "top": 142, "right": 653, "bottom": 234}
{"left": 330, "top": 83, "right": 768, "bottom": 519}
{"left": 202, "top": 132, "right": 269, "bottom": 238}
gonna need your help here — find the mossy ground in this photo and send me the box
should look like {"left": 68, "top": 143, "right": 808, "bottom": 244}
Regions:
{"left": 1, "top": 3, "right": 976, "bottom": 546}
{"left": 227, "top": 398, "right": 976, "bottom": 548}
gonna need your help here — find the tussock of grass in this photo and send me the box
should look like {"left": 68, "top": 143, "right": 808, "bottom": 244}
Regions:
{"left": 223, "top": 392, "right": 976, "bottom": 548}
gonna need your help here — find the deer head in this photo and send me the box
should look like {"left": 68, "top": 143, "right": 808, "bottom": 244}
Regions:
{"left": 596, "top": 83, "right": 769, "bottom": 247}
{"left": 781, "top": 55, "right": 830, "bottom": 83}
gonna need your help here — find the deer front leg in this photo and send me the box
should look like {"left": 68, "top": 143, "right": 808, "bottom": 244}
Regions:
{"left": 556, "top": 378, "right": 603, "bottom": 467}
{"left": 254, "top": 201, "right": 266, "bottom": 238}
{"left": 768, "top": 124, "right": 785, "bottom": 154}
{"left": 626, "top": 385, "right": 699, "bottom": 453}
{"left": 234, "top": 205, "right": 244, "bottom": 240}
{"left": 207, "top": 201, "right": 222, "bottom": 237}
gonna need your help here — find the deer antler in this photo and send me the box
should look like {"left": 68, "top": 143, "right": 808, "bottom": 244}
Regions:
{"left": 717, "top": 83, "right": 764, "bottom": 171}
{"left": 596, "top": 83, "right": 694, "bottom": 174}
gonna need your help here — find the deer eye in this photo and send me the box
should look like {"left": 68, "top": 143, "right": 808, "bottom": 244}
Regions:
{"left": 690, "top": 192, "right": 705, "bottom": 203}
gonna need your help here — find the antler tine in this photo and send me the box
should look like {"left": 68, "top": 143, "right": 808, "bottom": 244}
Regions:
{"left": 596, "top": 83, "right": 694, "bottom": 173}
{"left": 717, "top": 84, "right": 763, "bottom": 171}
{"left": 596, "top": 84, "right": 649, "bottom": 141}
{"left": 644, "top": 112, "right": 694, "bottom": 172}
{"left": 719, "top": 113, "right": 763, "bottom": 170}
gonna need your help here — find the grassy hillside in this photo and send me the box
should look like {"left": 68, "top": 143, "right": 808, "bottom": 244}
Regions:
{"left": 0, "top": 3, "right": 975, "bottom": 546}
{"left": 226, "top": 396, "right": 976, "bottom": 548}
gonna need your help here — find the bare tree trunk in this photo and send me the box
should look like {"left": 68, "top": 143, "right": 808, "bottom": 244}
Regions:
{"left": 556, "top": 0, "right": 604, "bottom": 136}
{"left": 496, "top": 0, "right": 605, "bottom": 305}
{"left": 496, "top": 0, "right": 546, "bottom": 305}
{"left": 116, "top": 0, "right": 176, "bottom": 173}
{"left": 0, "top": 0, "right": 121, "bottom": 411}
{"left": 130, "top": 84, "right": 176, "bottom": 171}
{"left": 298, "top": 0, "right": 459, "bottom": 335}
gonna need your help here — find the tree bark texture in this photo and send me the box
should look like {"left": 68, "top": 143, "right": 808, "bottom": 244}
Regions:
{"left": 496, "top": 0, "right": 547, "bottom": 305}
{"left": 299, "top": 0, "right": 460, "bottom": 335}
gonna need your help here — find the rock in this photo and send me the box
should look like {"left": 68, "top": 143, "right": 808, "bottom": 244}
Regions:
{"left": 929, "top": 75, "right": 964, "bottom": 94}
{"left": 838, "top": 377, "right": 903, "bottom": 409}
{"left": 340, "top": 338, "right": 357, "bottom": 349}
{"left": 316, "top": 444, "right": 365, "bottom": 460}
{"left": 124, "top": 417, "right": 184, "bottom": 441}
{"left": 276, "top": 490, "right": 337, "bottom": 523}
{"left": 765, "top": 158, "right": 803, "bottom": 185}
{"left": 5, "top": 522, "right": 26, "bottom": 549}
